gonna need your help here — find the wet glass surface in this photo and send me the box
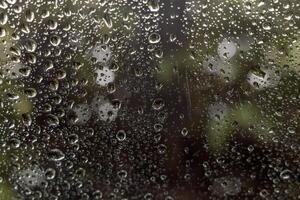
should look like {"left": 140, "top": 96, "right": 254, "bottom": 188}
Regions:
{"left": 0, "top": 0, "right": 299, "bottom": 199}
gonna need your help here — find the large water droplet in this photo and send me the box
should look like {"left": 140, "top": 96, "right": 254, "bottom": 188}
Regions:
{"left": 0, "top": 12, "right": 8, "bottom": 25}
{"left": 0, "top": 27, "right": 6, "bottom": 37}
{"left": 47, "top": 149, "right": 65, "bottom": 161}
{"left": 148, "top": 0, "right": 160, "bottom": 12}
{"left": 148, "top": 33, "right": 161, "bottom": 44}
{"left": 50, "top": 35, "right": 61, "bottom": 46}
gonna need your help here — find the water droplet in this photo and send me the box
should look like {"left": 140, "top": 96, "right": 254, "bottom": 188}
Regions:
{"left": 47, "top": 19, "right": 57, "bottom": 31}
{"left": 280, "top": 169, "right": 292, "bottom": 180}
{"left": 152, "top": 98, "right": 165, "bottom": 110}
{"left": 24, "top": 39, "right": 37, "bottom": 52}
{"left": 25, "top": 9, "right": 35, "bottom": 22}
{"left": 148, "top": 0, "right": 160, "bottom": 12}
{"left": 157, "top": 144, "right": 167, "bottom": 154}
{"left": 6, "top": 0, "right": 17, "bottom": 5}
{"left": 46, "top": 114, "right": 59, "bottom": 126}
{"left": 148, "top": 33, "right": 161, "bottom": 44}
{"left": 50, "top": 35, "right": 61, "bottom": 46}
{"left": 262, "top": 22, "right": 271, "bottom": 30}
{"left": 117, "top": 170, "right": 127, "bottom": 179}
{"left": 0, "top": 27, "right": 6, "bottom": 37}
{"left": 47, "top": 149, "right": 65, "bottom": 161}
{"left": 22, "top": 113, "right": 32, "bottom": 126}
{"left": 45, "top": 168, "right": 56, "bottom": 180}
{"left": 116, "top": 130, "right": 126, "bottom": 141}
{"left": 0, "top": 12, "right": 8, "bottom": 25}
{"left": 181, "top": 127, "right": 188, "bottom": 136}
{"left": 24, "top": 88, "right": 37, "bottom": 98}
{"left": 9, "top": 138, "right": 21, "bottom": 148}
{"left": 169, "top": 33, "right": 176, "bottom": 42}
{"left": 103, "top": 13, "right": 112, "bottom": 28}
{"left": 259, "top": 189, "right": 269, "bottom": 198}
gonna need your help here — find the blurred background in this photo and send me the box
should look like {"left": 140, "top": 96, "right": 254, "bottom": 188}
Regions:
{"left": 0, "top": 0, "right": 299, "bottom": 199}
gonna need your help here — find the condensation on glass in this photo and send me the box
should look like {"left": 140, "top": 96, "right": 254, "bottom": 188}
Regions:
{"left": 0, "top": 0, "right": 299, "bottom": 199}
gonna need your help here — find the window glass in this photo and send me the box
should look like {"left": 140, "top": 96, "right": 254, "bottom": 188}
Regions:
{"left": 0, "top": 0, "right": 299, "bottom": 199}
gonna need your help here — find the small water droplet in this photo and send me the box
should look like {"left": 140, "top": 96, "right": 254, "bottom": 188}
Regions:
{"left": 116, "top": 130, "right": 126, "bottom": 141}
{"left": 181, "top": 127, "right": 188, "bottom": 136}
